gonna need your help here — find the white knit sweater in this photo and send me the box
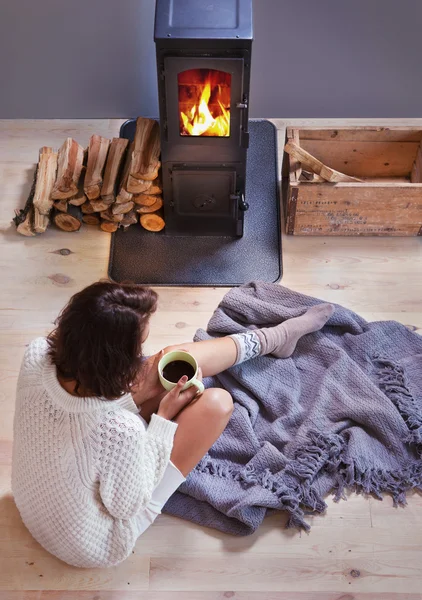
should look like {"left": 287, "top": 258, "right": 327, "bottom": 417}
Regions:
{"left": 12, "top": 337, "right": 178, "bottom": 568}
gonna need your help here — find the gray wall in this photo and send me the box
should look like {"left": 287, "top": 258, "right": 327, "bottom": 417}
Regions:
{"left": 1, "top": 0, "right": 421, "bottom": 118}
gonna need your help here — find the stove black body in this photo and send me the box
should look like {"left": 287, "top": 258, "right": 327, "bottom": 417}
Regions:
{"left": 154, "top": 0, "right": 253, "bottom": 236}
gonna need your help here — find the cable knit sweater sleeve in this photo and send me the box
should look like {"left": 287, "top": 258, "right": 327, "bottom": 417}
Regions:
{"left": 99, "top": 411, "right": 178, "bottom": 520}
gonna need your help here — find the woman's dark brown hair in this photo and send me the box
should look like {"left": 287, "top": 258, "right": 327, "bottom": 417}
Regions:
{"left": 47, "top": 282, "right": 158, "bottom": 400}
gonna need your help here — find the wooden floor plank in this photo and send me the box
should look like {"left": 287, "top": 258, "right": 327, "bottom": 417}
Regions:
{"left": 2, "top": 593, "right": 421, "bottom": 600}
{"left": 1, "top": 118, "right": 422, "bottom": 596}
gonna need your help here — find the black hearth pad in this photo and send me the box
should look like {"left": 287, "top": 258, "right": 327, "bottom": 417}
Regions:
{"left": 108, "top": 119, "right": 282, "bottom": 287}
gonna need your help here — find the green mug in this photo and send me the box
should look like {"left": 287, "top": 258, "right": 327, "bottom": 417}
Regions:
{"left": 158, "top": 350, "right": 205, "bottom": 394}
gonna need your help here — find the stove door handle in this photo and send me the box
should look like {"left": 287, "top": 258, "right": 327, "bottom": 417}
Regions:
{"left": 230, "top": 193, "right": 249, "bottom": 211}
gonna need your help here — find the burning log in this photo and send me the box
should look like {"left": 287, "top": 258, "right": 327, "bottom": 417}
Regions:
{"left": 100, "top": 221, "right": 118, "bottom": 233}
{"left": 140, "top": 213, "right": 165, "bottom": 232}
{"left": 101, "top": 137, "right": 129, "bottom": 203}
{"left": 53, "top": 204, "right": 82, "bottom": 232}
{"left": 136, "top": 196, "right": 163, "bottom": 213}
{"left": 127, "top": 118, "right": 160, "bottom": 190}
{"left": 84, "top": 135, "right": 111, "bottom": 200}
{"left": 32, "top": 147, "right": 58, "bottom": 233}
{"left": 52, "top": 138, "right": 84, "bottom": 199}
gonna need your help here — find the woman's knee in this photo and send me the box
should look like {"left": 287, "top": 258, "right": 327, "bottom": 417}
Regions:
{"left": 201, "top": 388, "right": 234, "bottom": 421}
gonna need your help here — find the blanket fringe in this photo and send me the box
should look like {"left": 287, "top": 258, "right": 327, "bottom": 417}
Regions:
{"left": 374, "top": 355, "right": 422, "bottom": 445}
{"left": 196, "top": 427, "right": 422, "bottom": 530}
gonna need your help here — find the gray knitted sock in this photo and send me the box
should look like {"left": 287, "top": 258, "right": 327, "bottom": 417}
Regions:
{"left": 255, "top": 303, "right": 335, "bottom": 359}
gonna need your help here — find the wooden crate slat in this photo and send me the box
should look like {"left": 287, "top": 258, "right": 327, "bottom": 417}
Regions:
{"left": 300, "top": 140, "right": 419, "bottom": 178}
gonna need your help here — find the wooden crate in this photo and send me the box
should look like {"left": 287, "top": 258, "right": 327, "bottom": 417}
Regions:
{"left": 284, "top": 127, "right": 422, "bottom": 236}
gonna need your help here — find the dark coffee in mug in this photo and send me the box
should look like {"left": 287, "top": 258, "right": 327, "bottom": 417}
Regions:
{"left": 162, "top": 360, "right": 195, "bottom": 383}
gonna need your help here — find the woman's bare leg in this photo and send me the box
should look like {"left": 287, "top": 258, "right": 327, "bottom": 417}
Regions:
{"left": 163, "top": 302, "right": 335, "bottom": 377}
{"left": 163, "top": 338, "right": 237, "bottom": 378}
{"left": 171, "top": 388, "right": 233, "bottom": 476}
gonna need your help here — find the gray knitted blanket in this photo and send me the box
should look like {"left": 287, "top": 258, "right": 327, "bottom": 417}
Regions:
{"left": 164, "top": 282, "right": 422, "bottom": 534}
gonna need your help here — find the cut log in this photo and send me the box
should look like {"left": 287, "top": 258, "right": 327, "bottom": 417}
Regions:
{"left": 116, "top": 142, "right": 134, "bottom": 204}
{"left": 127, "top": 174, "right": 153, "bottom": 194}
{"left": 81, "top": 202, "right": 96, "bottom": 214}
{"left": 90, "top": 199, "right": 111, "bottom": 212}
{"left": 33, "top": 147, "right": 58, "bottom": 233}
{"left": 33, "top": 211, "right": 49, "bottom": 234}
{"left": 51, "top": 138, "right": 84, "bottom": 199}
{"left": 133, "top": 193, "right": 159, "bottom": 207}
{"left": 69, "top": 167, "right": 87, "bottom": 206}
{"left": 140, "top": 213, "right": 165, "bottom": 232}
{"left": 101, "top": 137, "right": 129, "bottom": 202}
{"left": 13, "top": 166, "right": 38, "bottom": 236}
{"left": 100, "top": 208, "right": 114, "bottom": 222}
{"left": 16, "top": 209, "right": 36, "bottom": 236}
{"left": 54, "top": 199, "right": 68, "bottom": 213}
{"left": 54, "top": 204, "right": 82, "bottom": 232}
{"left": 148, "top": 176, "right": 162, "bottom": 195}
{"left": 112, "top": 200, "right": 134, "bottom": 215}
{"left": 82, "top": 214, "right": 101, "bottom": 226}
{"left": 120, "top": 210, "right": 138, "bottom": 229}
{"left": 284, "top": 140, "right": 362, "bottom": 183}
{"left": 84, "top": 135, "right": 111, "bottom": 200}
{"left": 136, "top": 196, "right": 163, "bottom": 213}
{"left": 129, "top": 117, "right": 161, "bottom": 182}
{"left": 68, "top": 193, "right": 87, "bottom": 206}
{"left": 100, "top": 221, "right": 118, "bottom": 233}
{"left": 100, "top": 208, "right": 123, "bottom": 223}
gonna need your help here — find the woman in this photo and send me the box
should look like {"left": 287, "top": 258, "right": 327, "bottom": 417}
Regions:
{"left": 12, "top": 281, "right": 333, "bottom": 568}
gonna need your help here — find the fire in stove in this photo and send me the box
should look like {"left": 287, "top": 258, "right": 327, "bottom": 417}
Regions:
{"left": 178, "top": 69, "right": 231, "bottom": 137}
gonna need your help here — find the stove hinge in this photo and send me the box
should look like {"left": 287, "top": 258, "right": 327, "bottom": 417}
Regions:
{"left": 236, "top": 95, "right": 249, "bottom": 148}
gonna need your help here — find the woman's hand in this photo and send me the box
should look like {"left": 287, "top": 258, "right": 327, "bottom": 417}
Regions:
{"left": 158, "top": 369, "right": 203, "bottom": 421}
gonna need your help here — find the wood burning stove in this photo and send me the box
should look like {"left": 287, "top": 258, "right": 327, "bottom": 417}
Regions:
{"left": 154, "top": 0, "right": 252, "bottom": 236}
{"left": 109, "top": 0, "right": 281, "bottom": 287}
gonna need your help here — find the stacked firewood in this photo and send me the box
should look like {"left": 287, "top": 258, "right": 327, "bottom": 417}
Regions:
{"left": 13, "top": 118, "right": 164, "bottom": 236}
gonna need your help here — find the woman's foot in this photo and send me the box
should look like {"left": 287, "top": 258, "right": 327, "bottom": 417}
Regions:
{"left": 256, "top": 303, "right": 335, "bottom": 358}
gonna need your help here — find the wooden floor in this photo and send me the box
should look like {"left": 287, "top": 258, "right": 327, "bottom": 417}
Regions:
{"left": 1, "top": 119, "right": 422, "bottom": 600}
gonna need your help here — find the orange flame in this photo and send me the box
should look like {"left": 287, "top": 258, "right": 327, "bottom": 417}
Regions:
{"left": 180, "top": 78, "right": 230, "bottom": 137}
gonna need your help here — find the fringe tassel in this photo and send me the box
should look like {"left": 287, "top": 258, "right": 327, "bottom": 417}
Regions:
{"left": 195, "top": 428, "right": 422, "bottom": 530}
{"left": 374, "top": 355, "right": 422, "bottom": 445}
